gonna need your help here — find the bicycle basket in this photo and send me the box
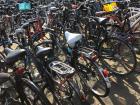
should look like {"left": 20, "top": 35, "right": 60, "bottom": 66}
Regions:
{"left": 18, "top": 2, "right": 31, "bottom": 11}
{"left": 102, "top": 2, "right": 118, "bottom": 12}
{"left": 100, "top": 0, "right": 119, "bottom": 12}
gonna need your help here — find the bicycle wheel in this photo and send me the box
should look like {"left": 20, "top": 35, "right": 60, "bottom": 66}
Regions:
{"left": 75, "top": 57, "right": 111, "bottom": 97}
{"left": 98, "top": 37, "right": 137, "bottom": 75}
{"left": 42, "top": 83, "right": 63, "bottom": 105}
{"left": 0, "top": 52, "right": 6, "bottom": 72}
{"left": 67, "top": 77, "right": 87, "bottom": 104}
{"left": 0, "top": 77, "right": 51, "bottom": 105}
{"left": 43, "top": 73, "right": 82, "bottom": 105}
{"left": 20, "top": 78, "right": 52, "bottom": 105}
{"left": 131, "top": 18, "right": 140, "bottom": 32}
{"left": 0, "top": 78, "right": 20, "bottom": 105}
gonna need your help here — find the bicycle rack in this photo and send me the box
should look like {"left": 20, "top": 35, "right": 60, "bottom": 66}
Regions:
{"left": 49, "top": 61, "right": 75, "bottom": 76}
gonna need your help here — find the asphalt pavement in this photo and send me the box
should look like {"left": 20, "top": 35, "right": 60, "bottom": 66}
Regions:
{"left": 90, "top": 52, "right": 140, "bottom": 105}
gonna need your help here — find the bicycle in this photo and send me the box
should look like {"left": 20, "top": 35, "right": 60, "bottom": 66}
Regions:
{"left": 78, "top": 14, "right": 137, "bottom": 76}
{"left": 43, "top": 27, "right": 111, "bottom": 97}
{"left": 12, "top": 23, "right": 86, "bottom": 104}
{"left": 0, "top": 47, "right": 52, "bottom": 105}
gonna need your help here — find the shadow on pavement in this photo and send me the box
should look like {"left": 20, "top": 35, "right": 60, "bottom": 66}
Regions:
{"left": 87, "top": 53, "right": 140, "bottom": 105}
{"left": 101, "top": 72, "right": 140, "bottom": 105}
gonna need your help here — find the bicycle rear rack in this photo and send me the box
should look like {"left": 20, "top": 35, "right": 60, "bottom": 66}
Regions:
{"left": 78, "top": 47, "right": 97, "bottom": 59}
{"left": 49, "top": 61, "right": 75, "bottom": 76}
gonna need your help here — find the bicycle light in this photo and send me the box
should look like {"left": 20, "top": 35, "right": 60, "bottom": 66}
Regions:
{"left": 103, "top": 68, "right": 109, "bottom": 78}
{"left": 15, "top": 67, "right": 25, "bottom": 75}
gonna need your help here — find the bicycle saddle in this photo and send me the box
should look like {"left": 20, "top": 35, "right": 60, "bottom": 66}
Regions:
{"left": 13, "top": 13, "right": 20, "bottom": 18}
{"left": 4, "top": 48, "right": 26, "bottom": 65}
{"left": 21, "top": 22, "right": 30, "bottom": 29}
{"left": 15, "top": 28, "right": 24, "bottom": 34}
{"left": 95, "top": 11, "right": 107, "bottom": 16}
{"left": 40, "top": 5, "right": 48, "bottom": 9}
{"left": 36, "top": 46, "right": 53, "bottom": 57}
{"left": 65, "top": 31, "right": 82, "bottom": 48}
{"left": 0, "top": 73, "right": 10, "bottom": 85}
{"left": 49, "top": 6, "right": 58, "bottom": 11}
{"left": 28, "top": 19, "right": 38, "bottom": 24}
{"left": 10, "top": 6, "right": 15, "bottom": 9}
{"left": 93, "top": 17, "right": 109, "bottom": 25}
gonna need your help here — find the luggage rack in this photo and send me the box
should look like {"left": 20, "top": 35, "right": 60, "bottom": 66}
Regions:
{"left": 49, "top": 61, "right": 75, "bottom": 76}
{"left": 78, "top": 47, "right": 97, "bottom": 59}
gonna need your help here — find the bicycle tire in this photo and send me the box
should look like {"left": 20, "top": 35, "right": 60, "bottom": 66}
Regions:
{"left": 98, "top": 37, "right": 137, "bottom": 75}
{"left": 0, "top": 75, "right": 51, "bottom": 105}
{"left": 131, "top": 18, "right": 140, "bottom": 32}
{"left": 0, "top": 52, "right": 8, "bottom": 72}
{"left": 21, "top": 78, "right": 52, "bottom": 105}
{"left": 75, "top": 58, "right": 111, "bottom": 97}
{"left": 43, "top": 83, "right": 63, "bottom": 105}
{"left": 43, "top": 73, "right": 82, "bottom": 105}
{"left": 67, "top": 78, "right": 87, "bottom": 104}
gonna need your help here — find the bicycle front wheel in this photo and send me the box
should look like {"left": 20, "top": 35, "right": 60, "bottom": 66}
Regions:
{"left": 98, "top": 37, "right": 137, "bottom": 75}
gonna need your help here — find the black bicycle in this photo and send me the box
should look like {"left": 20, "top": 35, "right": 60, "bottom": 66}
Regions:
{"left": 83, "top": 16, "right": 137, "bottom": 76}
{"left": 0, "top": 48, "right": 52, "bottom": 105}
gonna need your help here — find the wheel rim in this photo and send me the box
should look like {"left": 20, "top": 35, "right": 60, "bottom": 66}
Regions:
{"left": 99, "top": 38, "right": 136, "bottom": 75}
{"left": 77, "top": 58, "right": 108, "bottom": 96}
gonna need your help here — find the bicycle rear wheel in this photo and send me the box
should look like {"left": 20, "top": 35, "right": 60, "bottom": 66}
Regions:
{"left": 98, "top": 37, "right": 137, "bottom": 75}
{"left": 75, "top": 57, "right": 111, "bottom": 97}
{"left": 43, "top": 73, "right": 82, "bottom": 105}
